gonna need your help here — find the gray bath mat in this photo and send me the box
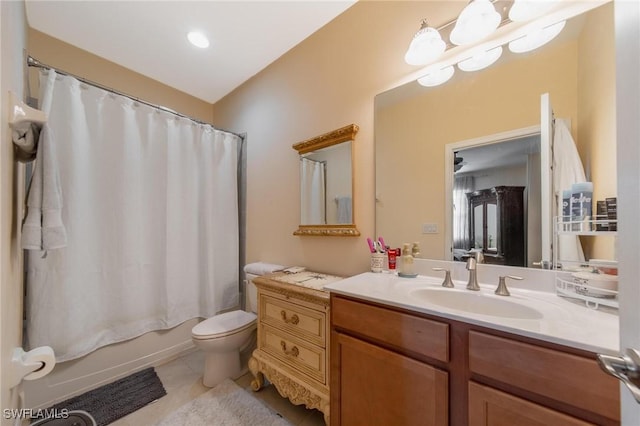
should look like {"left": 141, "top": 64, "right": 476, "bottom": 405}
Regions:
{"left": 48, "top": 367, "right": 166, "bottom": 426}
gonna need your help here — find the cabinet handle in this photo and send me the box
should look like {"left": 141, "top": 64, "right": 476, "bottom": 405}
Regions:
{"left": 280, "top": 340, "right": 299, "bottom": 357}
{"left": 280, "top": 310, "right": 299, "bottom": 325}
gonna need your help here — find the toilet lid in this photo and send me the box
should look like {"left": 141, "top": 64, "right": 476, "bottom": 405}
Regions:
{"left": 192, "top": 310, "right": 257, "bottom": 339}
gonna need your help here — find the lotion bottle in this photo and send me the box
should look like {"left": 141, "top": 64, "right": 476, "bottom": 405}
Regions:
{"left": 400, "top": 243, "right": 414, "bottom": 276}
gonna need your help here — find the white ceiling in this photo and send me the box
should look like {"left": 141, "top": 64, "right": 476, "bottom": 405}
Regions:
{"left": 25, "top": 0, "right": 356, "bottom": 104}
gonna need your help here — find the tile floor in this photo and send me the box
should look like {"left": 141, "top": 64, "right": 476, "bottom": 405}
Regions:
{"left": 110, "top": 350, "right": 326, "bottom": 426}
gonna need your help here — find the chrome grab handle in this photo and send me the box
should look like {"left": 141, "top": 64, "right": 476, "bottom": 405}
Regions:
{"left": 280, "top": 340, "right": 299, "bottom": 357}
{"left": 494, "top": 275, "right": 523, "bottom": 296}
{"left": 597, "top": 348, "right": 640, "bottom": 403}
{"left": 432, "top": 268, "right": 454, "bottom": 288}
{"left": 280, "top": 310, "right": 299, "bottom": 325}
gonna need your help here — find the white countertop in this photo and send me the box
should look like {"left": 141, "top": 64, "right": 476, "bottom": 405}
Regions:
{"left": 324, "top": 271, "right": 619, "bottom": 355}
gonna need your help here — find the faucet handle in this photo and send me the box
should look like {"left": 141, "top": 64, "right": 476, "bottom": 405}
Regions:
{"left": 466, "top": 257, "right": 477, "bottom": 270}
{"left": 495, "top": 275, "right": 524, "bottom": 296}
{"left": 432, "top": 268, "right": 454, "bottom": 288}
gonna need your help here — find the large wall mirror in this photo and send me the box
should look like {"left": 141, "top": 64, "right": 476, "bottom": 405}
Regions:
{"left": 293, "top": 124, "right": 360, "bottom": 237}
{"left": 375, "top": 2, "right": 615, "bottom": 268}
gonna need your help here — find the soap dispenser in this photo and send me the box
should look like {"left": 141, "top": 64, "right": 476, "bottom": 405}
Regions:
{"left": 399, "top": 243, "right": 415, "bottom": 277}
{"left": 412, "top": 242, "right": 421, "bottom": 258}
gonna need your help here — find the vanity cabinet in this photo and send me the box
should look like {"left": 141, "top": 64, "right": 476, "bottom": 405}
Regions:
{"left": 330, "top": 294, "right": 620, "bottom": 426}
{"left": 331, "top": 296, "right": 448, "bottom": 426}
{"left": 467, "top": 186, "right": 525, "bottom": 266}
{"left": 249, "top": 273, "right": 332, "bottom": 424}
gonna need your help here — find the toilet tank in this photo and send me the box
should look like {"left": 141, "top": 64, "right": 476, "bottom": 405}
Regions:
{"left": 243, "top": 262, "right": 285, "bottom": 313}
{"left": 245, "top": 274, "right": 259, "bottom": 314}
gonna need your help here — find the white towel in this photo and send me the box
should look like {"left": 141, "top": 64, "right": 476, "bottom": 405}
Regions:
{"left": 243, "top": 262, "right": 285, "bottom": 276}
{"left": 21, "top": 124, "right": 67, "bottom": 251}
{"left": 336, "top": 196, "right": 352, "bottom": 224}
{"left": 12, "top": 122, "right": 40, "bottom": 162}
{"left": 553, "top": 119, "right": 585, "bottom": 263}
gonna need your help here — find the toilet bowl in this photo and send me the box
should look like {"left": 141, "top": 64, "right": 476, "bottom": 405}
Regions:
{"left": 192, "top": 262, "right": 284, "bottom": 387}
{"left": 192, "top": 310, "right": 257, "bottom": 387}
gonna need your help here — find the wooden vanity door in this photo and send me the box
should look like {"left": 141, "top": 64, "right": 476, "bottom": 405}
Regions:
{"left": 332, "top": 332, "right": 448, "bottom": 426}
{"left": 468, "top": 382, "right": 595, "bottom": 426}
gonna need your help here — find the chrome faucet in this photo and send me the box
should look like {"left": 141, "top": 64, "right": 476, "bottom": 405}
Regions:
{"left": 432, "top": 267, "right": 454, "bottom": 288}
{"left": 494, "top": 275, "right": 524, "bottom": 296}
{"left": 465, "top": 254, "right": 481, "bottom": 291}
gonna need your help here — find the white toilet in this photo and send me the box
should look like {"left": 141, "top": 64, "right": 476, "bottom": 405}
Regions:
{"left": 191, "top": 262, "right": 283, "bottom": 387}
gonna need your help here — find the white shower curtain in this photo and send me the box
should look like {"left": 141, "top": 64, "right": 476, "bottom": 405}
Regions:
{"left": 453, "top": 175, "right": 475, "bottom": 250}
{"left": 26, "top": 70, "right": 241, "bottom": 362}
{"left": 300, "top": 158, "right": 326, "bottom": 224}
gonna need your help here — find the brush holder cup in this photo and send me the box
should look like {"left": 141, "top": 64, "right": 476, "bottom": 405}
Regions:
{"left": 370, "top": 253, "right": 385, "bottom": 273}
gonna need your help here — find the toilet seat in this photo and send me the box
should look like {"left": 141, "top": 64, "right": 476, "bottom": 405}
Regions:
{"left": 192, "top": 310, "right": 257, "bottom": 340}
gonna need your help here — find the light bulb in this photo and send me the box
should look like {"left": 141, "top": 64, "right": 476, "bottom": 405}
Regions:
{"left": 509, "top": 0, "right": 556, "bottom": 22}
{"left": 404, "top": 22, "right": 446, "bottom": 66}
{"left": 417, "top": 66, "right": 455, "bottom": 87}
{"left": 509, "top": 20, "right": 566, "bottom": 53}
{"left": 450, "top": 0, "right": 501, "bottom": 46}
{"left": 458, "top": 46, "right": 503, "bottom": 72}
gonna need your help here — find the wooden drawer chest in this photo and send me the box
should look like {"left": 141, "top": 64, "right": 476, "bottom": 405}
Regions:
{"left": 249, "top": 271, "right": 339, "bottom": 425}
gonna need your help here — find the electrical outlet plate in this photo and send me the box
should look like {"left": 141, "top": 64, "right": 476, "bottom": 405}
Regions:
{"left": 422, "top": 223, "right": 438, "bottom": 234}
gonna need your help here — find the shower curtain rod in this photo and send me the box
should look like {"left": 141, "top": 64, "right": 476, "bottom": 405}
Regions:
{"left": 27, "top": 56, "right": 244, "bottom": 139}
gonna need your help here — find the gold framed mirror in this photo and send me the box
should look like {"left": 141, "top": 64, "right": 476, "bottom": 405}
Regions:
{"left": 293, "top": 124, "right": 360, "bottom": 237}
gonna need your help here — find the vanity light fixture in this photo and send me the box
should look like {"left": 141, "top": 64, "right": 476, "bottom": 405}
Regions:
{"left": 508, "top": 20, "right": 566, "bottom": 53}
{"left": 458, "top": 46, "right": 503, "bottom": 72}
{"left": 187, "top": 31, "right": 210, "bottom": 49}
{"left": 417, "top": 65, "right": 455, "bottom": 87}
{"left": 450, "top": 0, "right": 501, "bottom": 46}
{"left": 404, "top": 20, "right": 447, "bottom": 66}
{"left": 406, "top": 0, "right": 591, "bottom": 89}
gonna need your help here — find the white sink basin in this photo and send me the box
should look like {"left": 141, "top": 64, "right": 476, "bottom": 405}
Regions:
{"left": 409, "top": 287, "right": 544, "bottom": 320}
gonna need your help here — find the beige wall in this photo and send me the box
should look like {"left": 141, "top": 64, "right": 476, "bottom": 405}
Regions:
{"left": 0, "top": 1, "right": 27, "bottom": 422}
{"left": 211, "top": 1, "right": 468, "bottom": 276}
{"left": 578, "top": 2, "right": 616, "bottom": 259}
{"left": 28, "top": 29, "right": 213, "bottom": 123}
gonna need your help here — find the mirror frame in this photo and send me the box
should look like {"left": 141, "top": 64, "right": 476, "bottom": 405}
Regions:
{"left": 293, "top": 124, "right": 360, "bottom": 237}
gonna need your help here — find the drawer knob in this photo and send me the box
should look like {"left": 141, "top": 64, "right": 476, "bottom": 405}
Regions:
{"left": 280, "top": 310, "right": 300, "bottom": 325}
{"left": 280, "top": 340, "right": 300, "bottom": 357}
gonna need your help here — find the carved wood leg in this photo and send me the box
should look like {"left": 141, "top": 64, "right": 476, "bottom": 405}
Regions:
{"left": 321, "top": 399, "right": 330, "bottom": 425}
{"left": 323, "top": 410, "right": 330, "bottom": 425}
{"left": 248, "top": 356, "right": 265, "bottom": 391}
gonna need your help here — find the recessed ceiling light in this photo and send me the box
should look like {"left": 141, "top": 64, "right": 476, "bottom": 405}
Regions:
{"left": 187, "top": 31, "right": 209, "bottom": 49}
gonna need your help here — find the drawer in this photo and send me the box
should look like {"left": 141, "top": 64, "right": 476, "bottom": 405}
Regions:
{"left": 468, "top": 331, "right": 619, "bottom": 421}
{"left": 259, "top": 323, "right": 326, "bottom": 384}
{"left": 332, "top": 295, "right": 449, "bottom": 362}
{"left": 260, "top": 294, "right": 326, "bottom": 346}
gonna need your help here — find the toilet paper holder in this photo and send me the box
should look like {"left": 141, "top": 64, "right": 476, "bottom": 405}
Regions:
{"left": 9, "top": 346, "right": 56, "bottom": 388}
